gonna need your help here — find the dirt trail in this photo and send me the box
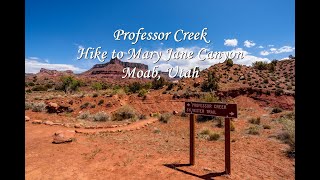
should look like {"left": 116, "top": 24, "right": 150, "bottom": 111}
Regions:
{"left": 75, "top": 117, "right": 159, "bottom": 134}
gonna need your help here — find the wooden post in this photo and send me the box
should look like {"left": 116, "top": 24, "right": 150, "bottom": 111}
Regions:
{"left": 190, "top": 114, "right": 195, "bottom": 165}
{"left": 225, "top": 118, "right": 231, "bottom": 174}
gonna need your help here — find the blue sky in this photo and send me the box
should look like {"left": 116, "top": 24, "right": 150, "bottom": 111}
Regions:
{"left": 25, "top": 0, "right": 295, "bottom": 73}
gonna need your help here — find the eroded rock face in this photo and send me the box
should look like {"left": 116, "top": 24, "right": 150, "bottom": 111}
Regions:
{"left": 52, "top": 130, "right": 75, "bottom": 144}
{"left": 32, "top": 120, "right": 42, "bottom": 124}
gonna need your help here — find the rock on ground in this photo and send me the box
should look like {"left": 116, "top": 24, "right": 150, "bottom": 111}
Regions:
{"left": 52, "top": 130, "right": 76, "bottom": 144}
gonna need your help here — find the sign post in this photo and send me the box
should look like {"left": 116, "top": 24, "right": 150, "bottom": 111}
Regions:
{"left": 185, "top": 101, "right": 237, "bottom": 175}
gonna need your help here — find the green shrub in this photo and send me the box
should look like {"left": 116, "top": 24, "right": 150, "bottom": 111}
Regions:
{"left": 31, "top": 102, "right": 46, "bottom": 112}
{"left": 271, "top": 107, "right": 283, "bottom": 114}
{"left": 143, "top": 82, "right": 152, "bottom": 90}
{"left": 199, "top": 128, "right": 211, "bottom": 135}
{"left": 113, "top": 105, "right": 137, "bottom": 121}
{"left": 139, "top": 114, "right": 147, "bottom": 120}
{"left": 26, "top": 89, "right": 32, "bottom": 93}
{"left": 128, "top": 82, "right": 143, "bottom": 93}
{"left": 275, "top": 88, "right": 284, "bottom": 96}
{"left": 159, "top": 113, "right": 172, "bottom": 123}
{"left": 166, "top": 83, "right": 174, "bottom": 91}
{"left": 93, "top": 112, "right": 110, "bottom": 121}
{"left": 263, "top": 79, "right": 269, "bottom": 84}
{"left": 28, "top": 82, "right": 35, "bottom": 86}
{"left": 77, "top": 111, "right": 90, "bottom": 119}
{"left": 152, "top": 77, "right": 166, "bottom": 89}
{"left": 225, "top": 59, "right": 233, "bottom": 67}
{"left": 31, "top": 85, "right": 48, "bottom": 91}
{"left": 263, "top": 124, "right": 271, "bottom": 129}
{"left": 200, "top": 93, "right": 219, "bottom": 102}
{"left": 248, "top": 117, "right": 261, "bottom": 125}
{"left": 98, "top": 99, "right": 104, "bottom": 105}
{"left": 60, "top": 76, "right": 81, "bottom": 93}
{"left": 216, "top": 117, "right": 224, "bottom": 127}
{"left": 248, "top": 126, "right": 260, "bottom": 135}
{"left": 25, "top": 102, "right": 33, "bottom": 110}
{"left": 230, "top": 121, "right": 235, "bottom": 131}
{"left": 138, "top": 89, "right": 148, "bottom": 97}
{"left": 91, "top": 82, "right": 109, "bottom": 90}
{"left": 252, "top": 61, "right": 268, "bottom": 70}
{"left": 80, "top": 102, "right": 90, "bottom": 109}
{"left": 208, "top": 132, "right": 220, "bottom": 141}
{"left": 92, "top": 93, "right": 98, "bottom": 98}
{"left": 201, "top": 71, "right": 219, "bottom": 92}
{"left": 90, "top": 104, "right": 96, "bottom": 108}
{"left": 277, "top": 112, "right": 295, "bottom": 156}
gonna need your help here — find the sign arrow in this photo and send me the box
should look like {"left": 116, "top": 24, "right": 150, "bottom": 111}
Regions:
{"left": 229, "top": 112, "right": 234, "bottom": 116}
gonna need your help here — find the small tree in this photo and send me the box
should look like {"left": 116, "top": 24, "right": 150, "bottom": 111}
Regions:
{"left": 60, "top": 76, "right": 81, "bottom": 94}
{"left": 152, "top": 76, "right": 166, "bottom": 90}
{"left": 201, "top": 71, "right": 219, "bottom": 92}
{"left": 225, "top": 59, "right": 233, "bottom": 67}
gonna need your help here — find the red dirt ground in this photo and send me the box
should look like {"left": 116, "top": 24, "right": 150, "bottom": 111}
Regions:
{"left": 26, "top": 95, "right": 294, "bottom": 179}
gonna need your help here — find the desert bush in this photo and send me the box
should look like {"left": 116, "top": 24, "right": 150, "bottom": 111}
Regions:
{"left": 153, "top": 127, "right": 161, "bottom": 133}
{"left": 166, "top": 83, "right": 174, "bottom": 91}
{"left": 113, "top": 105, "right": 137, "bottom": 121}
{"left": 77, "top": 111, "right": 90, "bottom": 119}
{"left": 92, "top": 93, "right": 98, "bottom": 98}
{"left": 25, "top": 102, "right": 33, "bottom": 110}
{"left": 138, "top": 89, "right": 148, "bottom": 97}
{"left": 90, "top": 104, "right": 96, "bottom": 108}
{"left": 143, "top": 82, "right": 152, "bottom": 90}
{"left": 263, "top": 124, "right": 271, "bottom": 129}
{"left": 248, "top": 117, "right": 261, "bottom": 125}
{"left": 275, "top": 88, "right": 284, "bottom": 96}
{"left": 263, "top": 79, "right": 269, "bottom": 84}
{"left": 152, "top": 76, "right": 166, "bottom": 90}
{"left": 80, "top": 102, "right": 90, "bottom": 109}
{"left": 31, "top": 102, "right": 46, "bottom": 112}
{"left": 31, "top": 85, "right": 48, "bottom": 91}
{"left": 181, "top": 109, "right": 187, "bottom": 117}
{"left": 199, "top": 128, "right": 211, "bottom": 135}
{"left": 98, "top": 99, "right": 104, "bottom": 105}
{"left": 200, "top": 93, "right": 219, "bottom": 102}
{"left": 208, "top": 132, "right": 220, "bottom": 141}
{"left": 271, "top": 107, "right": 283, "bottom": 114}
{"left": 287, "top": 85, "right": 292, "bottom": 90}
{"left": 139, "top": 114, "right": 147, "bottom": 120}
{"left": 128, "top": 82, "right": 143, "bottom": 93}
{"left": 225, "top": 59, "right": 233, "bottom": 67}
{"left": 26, "top": 89, "right": 32, "bottom": 93}
{"left": 248, "top": 126, "right": 260, "bottom": 135}
{"left": 60, "top": 76, "right": 81, "bottom": 93}
{"left": 201, "top": 71, "right": 219, "bottom": 92}
{"left": 230, "top": 121, "right": 235, "bottom": 131}
{"left": 91, "top": 82, "right": 109, "bottom": 90}
{"left": 277, "top": 112, "right": 295, "bottom": 156}
{"left": 93, "top": 112, "right": 110, "bottom": 121}
{"left": 159, "top": 113, "right": 172, "bottom": 123}
{"left": 216, "top": 117, "right": 224, "bottom": 127}
{"left": 28, "top": 82, "right": 35, "bottom": 86}
{"left": 252, "top": 61, "right": 268, "bottom": 70}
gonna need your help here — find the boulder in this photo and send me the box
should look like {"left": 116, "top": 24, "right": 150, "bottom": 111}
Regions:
{"left": 25, "top": 116, "right": 30, "bottom": 121}
{"left": 44, "top": 121, "right": 54, "bottom": 125}
{"left": 32, "top": 120, "right": 42, "bottom": 124}
{"left": 52, "top": 130, "right": 75, "bottom": 144}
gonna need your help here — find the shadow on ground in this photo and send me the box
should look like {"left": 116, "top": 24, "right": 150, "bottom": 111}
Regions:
{"left": 163, "top": 163, "right": 226, "bottom": 180}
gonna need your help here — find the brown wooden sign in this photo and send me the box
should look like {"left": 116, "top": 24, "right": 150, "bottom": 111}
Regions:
{"left": 185, "top": 101, "right": 237, "bottom": 118}
{"left": 184, "top": 101, "right": 238, "bottom": 175}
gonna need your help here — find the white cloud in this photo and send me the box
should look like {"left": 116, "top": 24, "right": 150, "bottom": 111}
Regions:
{"left": 44, "top": 59, "right": 49, "bottom": 63}
{"left": 124, "top": 46, "right": 269, "bottom": 73}
{"left": 244, "top": 40, "right": 256, "bottom": 48}
{"left": 160, "top": 42, "right": 164, "bottom": 45}
{"left": 25, "top": 58, "right": 86, "bottom": 74}
{"left": 260, "top": 51, "right": 270, "bottom": 56}
{"left": 29, "top": 57, "right": 39, "bottom": 60}
{"left": 276, "top": 46, "right": 295, "bottom": 54}
{"left": 74, "top": 43, "right": 84, "bottom": 50}
{"left": 260, "top": 46, "right": 295, "bottom": 56}
{"left": 270, "top": 48, "right": 277, "bottom": 52}
{"left": 258, "top": 46, "right": 264, "bottom": 48}
{"left": 224, "top": 39, "right": 238, "bottom": 47}
{"left": 268, "top": 45, "right": 274, "bottom": 47}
